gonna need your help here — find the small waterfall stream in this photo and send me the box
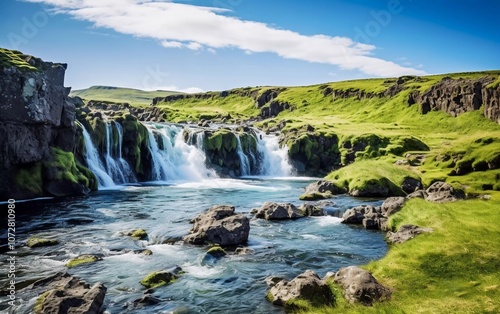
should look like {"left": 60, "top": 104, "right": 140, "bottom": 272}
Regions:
{"left": 79, "top": 123, "right": 116, "bottom": 188}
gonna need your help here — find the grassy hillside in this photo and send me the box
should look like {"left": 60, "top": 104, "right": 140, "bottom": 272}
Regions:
{"left": 148, "top": 70, "right": 500, "bottom": 313}
{"left": 70, "top": 85, "right": 180, "bottom": 106}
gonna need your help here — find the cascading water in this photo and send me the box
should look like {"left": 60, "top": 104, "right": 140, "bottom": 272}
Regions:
{"left": 114, "top": 122, "right": 137, "bottom": 183}
{"left": 254, "top": 130, "right": 293, "bottom": 176}
{"left": 235, "top": 136, "right": 251, "bottom": 176}
{"left": 145, "top": 124, "right": 218, "bottom": 181}
{"left": 79, "top": 122, "right": 116, "bottom": 188}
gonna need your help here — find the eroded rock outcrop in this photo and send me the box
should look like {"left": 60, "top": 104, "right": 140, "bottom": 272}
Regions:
{"left": 408, "top": 76, "right": 500, "bottom": 123}
{"left": 183, "top": 205, "right": 250, "bottom": 246}
{"left": 386, "top": 224, "right": 433, "bottom": 244}
{"left": 0, "top": 49, "right": 96, "bottom": 200}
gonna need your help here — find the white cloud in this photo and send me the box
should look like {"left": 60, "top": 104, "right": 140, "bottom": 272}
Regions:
{"left": 24, "top": 0, "right": 426, "bottom": 77}
{"left": 161, "top": 40, "right": 183, "bottom": 48}
{"left": 186, "top": 42, "right": 203, "bottom": 50}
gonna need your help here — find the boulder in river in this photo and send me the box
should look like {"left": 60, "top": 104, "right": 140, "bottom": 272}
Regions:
{"left": 252, "top": 202, "right": 303, "bottom": 220}
{"left": 183, "top": 205, "right": 250, "bottom": 246}
{"left": 298, "top": 203, "right": 325, "bottom": 216}
{"left": 66, "top": 254, "right": 103, "bottom": 268}
{"left": 140, "top": 270, "right": 179, "bottom": 289}
{"left": 266, "top": 270, "right": 335, "bottom": 307}
{"left": 299, "top": 180, "right": 346, "bottom": 200}
{"left": 27, "top": 237, "right": 59, "bottom": 248}
{"left": 333, "top": 266, "right": 391, "bottom": 306}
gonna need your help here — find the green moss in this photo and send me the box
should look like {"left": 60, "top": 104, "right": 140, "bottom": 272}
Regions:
{"left": 27, "top": 237, "right": 59, "bottom": 248}
{"left": 45, "top": 147, "right": 96, "bottom": 190}
{"left": 66, "top": 254, "right": 102, "bottom": 268}
{"left": 127, "top": 229, "right": 148, "bottom": 240}
{"left": 205, "top": 129, "right": 237, "bottom": 152}
{"left": 206, "top": 245, "right": 227, "bottom": 258}
{"left": 140, "top": 271, "right": 178, "bottom": 289}
{"left": 0, "top": 48, "right": 38, "bottom": 71}
{"left": 15, "top": 162, "right": 43, "bottom": 195}
{"left": 326, "top": 159, "right": 421, "bottom": 196}
{"left": 34, "top": 291, "right": 50, "bottom": 313}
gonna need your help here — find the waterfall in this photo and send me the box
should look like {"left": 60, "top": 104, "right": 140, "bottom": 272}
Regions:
{"left": 114, "top": 122, "right": 137, "bottom": 183}
{"left": 235, "top": 136, "right": 251, "bottom": 176}
{"left": 145, "top": 124, "right": 218, "bottom": 181}
{"left": 79, "top": 123, "right": 116, "bottom": 188}
{"left": 254, "top": 130, "right": 292, "bottom": 176}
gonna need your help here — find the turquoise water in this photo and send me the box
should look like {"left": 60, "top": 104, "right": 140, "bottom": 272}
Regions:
{"left": 1, "top": 177, "right": 387, "bottom": 313}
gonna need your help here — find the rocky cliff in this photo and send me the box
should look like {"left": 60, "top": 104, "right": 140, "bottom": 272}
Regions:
{"left": 0, "top": 49, "right": 96, "bottom": 200}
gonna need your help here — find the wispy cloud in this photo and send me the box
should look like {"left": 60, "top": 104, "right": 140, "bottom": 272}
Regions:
{"left": 24, "top": 0, "right": 426, "bottom": 77}
{"left": 158, "top": 85, "right": 204, "bottom": 94}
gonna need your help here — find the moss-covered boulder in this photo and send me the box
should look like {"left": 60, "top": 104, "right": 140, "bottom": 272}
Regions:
{"left": 203, "top": 129, "right": 243, "bottom": 175}
{"left": 284, "top": 131, "right": 340, "bottom": 175}
{"left": 206, "top": 245, "right": 227, "bottom": 258}
{"left": 127, "top": 229, "right": 148, "bottom": 240}
{"left": 299, "top": 180, "right": 347, "bottom": 200}
{"left": 27, "top": 237, "right": 59, "bottom": 248}
{"left": 66, "top": 254, "right": 103, "bottom": 268}
{"left": 140, "top": 271, "right": 178, "bottom": 289}
{"left": 120, "top": 114, "right": 152, "bottom": 180}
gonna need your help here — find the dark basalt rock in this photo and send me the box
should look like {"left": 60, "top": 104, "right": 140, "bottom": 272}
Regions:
{"left": 0, "top": 49, "right": 96, "bottom": 200}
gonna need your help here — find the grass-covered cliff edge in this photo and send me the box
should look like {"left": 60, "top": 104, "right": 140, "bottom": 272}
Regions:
{"left": 77, "top": 70, "right": 500, "bottom": 312}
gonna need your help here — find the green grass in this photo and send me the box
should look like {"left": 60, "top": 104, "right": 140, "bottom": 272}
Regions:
{"left": 297, "top": 195, "right": 500, "bottom": 314}
{"left": 70, "top": 85, "right": 180, "bottom": 106}
{"left": 0, "top": 48, "right": 38, "bottom": 71}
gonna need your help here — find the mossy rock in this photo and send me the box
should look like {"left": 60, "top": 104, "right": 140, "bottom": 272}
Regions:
{"left": 27, "top": 237, "right": 59, "bottom": 248}
{"left": 206, "top": 245, "right": 227, "bottom": 258}
{"left": 34, "top": 291, "right": 50, "bottom": 314}
{"left": 140, "top": 271, "right": 178, "bottom": 289}
{"left": 66, "top": 254, "right": 102, "bottom": 268}
{"left": 299, "top": 192, "right": 332, "bottom": 201}
{"left": 127, "top": 229, "right": 148, "bottom": 240}
{"left": 0, "top": 48, "right": 38, "bottom": 71}
{"left": 15, "top": 162, "right": 43, "bottom": 196}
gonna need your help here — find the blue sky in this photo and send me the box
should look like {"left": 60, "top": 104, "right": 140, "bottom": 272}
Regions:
{"left": 1, "top": 0, "right": 499, "bottom": 92}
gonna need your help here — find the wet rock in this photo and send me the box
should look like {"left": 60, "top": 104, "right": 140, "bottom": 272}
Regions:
{"left": 27, "top": 237, "right": 59, "bottom": 248}
{"left": 334, "top": 266, "right": 391, "bottom": 306}
{"left": 140, "top": 268, "right": 181, "bottom": 289}
{"left": 206, "top": 245, "right": 227, "bottom": 258}
{"left": 299, "top": 180, "right": 346, "bottom": 200}
{"left": 253, "top": 202, "right": 303, "bottom": 220}
{"left": 127, "top": 229, "right": 148, "bottom": 240}
{"left": 31, "top": 272, "right": 106, "bottom": 314}
{"left": 183, "top": 205, "right": 250, "bottom": 246}
{"left": 132, "top": 294, "right": 162, "bottom": 307}
{"left": 342, "top": 205, "right": 386, "bottom": 230}
{"left": 266, "top": 270, "right": 335, "bottom": 307}
{"left": 298, "top": 203, "right": 325, "bottom": 216}
{"left": 425, "top": 181, "right": 466, "bottom": 202}
{"left": 265, "top": 276, "right": 285, "bottom": 288}
{"left": 380, "top": 197, "right": 406, "bottom": 217}
{"left": 66, "top": 254, "right": 103, "bottom": 268}
{"left": 386, "top": 225, "right": 433, "bottom": 244}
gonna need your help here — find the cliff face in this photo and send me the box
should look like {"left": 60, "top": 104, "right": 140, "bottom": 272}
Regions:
{"left": 0, "top": 50, "right": 96, "bottom": 200}
{"left": 408, "top": 77, "right": 499, "bottom": 122}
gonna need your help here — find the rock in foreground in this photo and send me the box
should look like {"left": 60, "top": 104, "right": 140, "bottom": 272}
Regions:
{"left": 183, "top": 205, "right": 250, "bottom": 246}
{"left": 32, "top": 272, "right": 106, "bottom": 314}
{"left": 333, "top": 266, "right": 391, "bottom": 306}
{"left": 266, "top": 270, "right": 335, "bottom": 307}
